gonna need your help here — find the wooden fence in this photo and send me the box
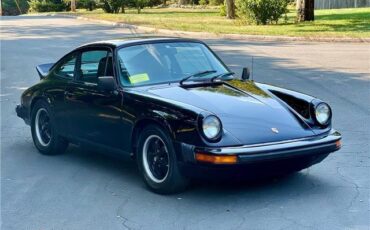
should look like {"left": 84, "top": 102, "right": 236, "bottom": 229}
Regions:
{"left": 315, "top": 0, "right": 370, "bottom": 9}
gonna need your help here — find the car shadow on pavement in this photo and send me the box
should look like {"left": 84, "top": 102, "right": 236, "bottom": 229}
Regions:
{"left": 63, "top": 144, "right": 143, "bottom": 183}
{"left": 60, "top": 143, "right": 325, "bottom": 196}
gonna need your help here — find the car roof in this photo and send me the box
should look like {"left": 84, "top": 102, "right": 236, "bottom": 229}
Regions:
{"left": 78, "top": 36, "right": 204, "bottom": 49}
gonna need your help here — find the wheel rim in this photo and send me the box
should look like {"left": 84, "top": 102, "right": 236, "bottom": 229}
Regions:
{"left": 143, "top": 135, "right": 170, "bottom": 183}
{"left": 35, "top": 108, "right": 51, "bottom": 147}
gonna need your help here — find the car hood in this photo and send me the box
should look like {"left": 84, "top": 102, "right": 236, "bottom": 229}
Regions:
{"left": 143, "top": 80, "right": 315, "bottom": 145}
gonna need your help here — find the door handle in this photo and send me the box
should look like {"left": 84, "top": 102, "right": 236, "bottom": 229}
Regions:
{"left": 64, "top": 91, "right": 73, "bottom": 98}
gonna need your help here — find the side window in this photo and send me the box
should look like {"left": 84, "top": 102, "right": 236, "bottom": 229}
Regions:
{"left": 54, "top": 54, "right": 77, "bottom": 79}
{"left": 79, "top": 50, "right": 112, "bottom": 83}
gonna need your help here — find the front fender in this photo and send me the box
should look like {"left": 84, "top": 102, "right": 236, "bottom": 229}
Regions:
{"left": 126, "top": 90, "right": 242, "bottom": 148}
{"left": 256, "top": 82, "right": 332, "bottom": 135}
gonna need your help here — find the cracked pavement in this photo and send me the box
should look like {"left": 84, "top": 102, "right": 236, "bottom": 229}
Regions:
{"left": 1, "top": 16, "right": 369, "bottom": 230}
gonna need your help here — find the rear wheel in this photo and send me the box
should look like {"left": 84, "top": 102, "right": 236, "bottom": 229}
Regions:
{"left": 137, "top": 125, "right": 189, "bottom": 194}
{"left": 31, "top": 100, "right": 68, "bottom": 155}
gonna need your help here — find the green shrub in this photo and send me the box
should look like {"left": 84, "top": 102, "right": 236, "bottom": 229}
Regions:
{"left": 219, "top": 3, "right": 226, "bottom": 16}
{"left": 209, "top": 0, "right": 223, "bottom": 5}
{"left": 199, "top": 0, "right": 208, "bottom": 5}
{"left": 77, "top": 0, "right": 97, "bottom": 11}
{"left": 100, "top": 0, "right": 122, "bottom": 13}
{"left": 147, "top": 0, "right": 162, "bottom": 7}
{"left": 236, "top": 0, "right": 289, "bottom": 25}
{"left": 100, "top": 0, "right": 139, "bottom": 13}
{"left": 2, "top": 0, "right": 29, "bottom": 15}
{"left": 29, "top": 0, "right": 68, "bottom": 12}
{"left": 135, "top": 0, "right": 149, "bottom": 13}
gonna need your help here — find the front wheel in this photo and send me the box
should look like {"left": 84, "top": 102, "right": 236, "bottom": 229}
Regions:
{"left": 137, "top": 125, "right": 189, "bottom": 194}
{"left": 31, "top": 100, "right": 68, "bottom": 155}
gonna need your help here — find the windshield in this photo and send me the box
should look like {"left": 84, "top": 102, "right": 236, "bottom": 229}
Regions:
{"left": 117, "top": 42, "right": 229, "bottom": 86}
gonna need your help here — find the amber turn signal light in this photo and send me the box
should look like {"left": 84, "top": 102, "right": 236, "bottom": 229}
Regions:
{"left": 195, "top": 153, "right": 237, "bottom": 164}
{"left": 335, "top": 140, "right": 342, "bottom": 148}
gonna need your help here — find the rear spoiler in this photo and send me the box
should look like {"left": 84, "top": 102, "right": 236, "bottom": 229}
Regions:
{"left": 36, "top": 63, "right": 54, "bottom": 79}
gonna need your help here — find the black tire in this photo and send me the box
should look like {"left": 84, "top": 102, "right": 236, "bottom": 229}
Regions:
{"left": 137, "top": 125, "right": 189, "bottom": 194}
{"left": 31, "top": 100, "right": 68, "bottom": 155}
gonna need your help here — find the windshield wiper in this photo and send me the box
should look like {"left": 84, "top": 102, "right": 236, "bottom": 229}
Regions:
{"left": 179, "top": 70, "right": 217, "bottom": 85}
{"left": 210, "top": 72, "right": 235, "bottom": 82}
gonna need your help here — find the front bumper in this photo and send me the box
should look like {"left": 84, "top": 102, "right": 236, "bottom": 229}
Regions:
{"left": 16, "top": 104, "right": 30, "bottom": 125}
{"left": 177, "top": 130, "right": 341, "bottom": 179}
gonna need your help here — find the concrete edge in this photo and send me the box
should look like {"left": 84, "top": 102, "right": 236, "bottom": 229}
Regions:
{"left": 47, "top": 13, "right": 370, "bottom": 43}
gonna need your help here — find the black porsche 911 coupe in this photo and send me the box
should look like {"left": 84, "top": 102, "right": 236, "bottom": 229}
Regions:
{"left": 16, "top": 37, "right": 341, "bottom": 193}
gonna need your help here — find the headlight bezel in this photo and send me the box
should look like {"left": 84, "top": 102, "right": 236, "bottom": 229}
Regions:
{"left": 312, "top": 102, "right": 332, "bottom": 127}
{"left": 198, "top": 114, "right": 223, "bottom": 142}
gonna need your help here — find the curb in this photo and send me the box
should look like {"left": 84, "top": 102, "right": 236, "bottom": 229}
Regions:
{"left": 49, "top": 13, "right": 369, "bottom": 43}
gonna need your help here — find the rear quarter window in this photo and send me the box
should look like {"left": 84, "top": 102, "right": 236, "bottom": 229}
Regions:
{"left": 54, "top": 54, "right": 77, "bottom": 79}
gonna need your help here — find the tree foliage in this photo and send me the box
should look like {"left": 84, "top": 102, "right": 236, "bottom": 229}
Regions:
{"left": 147, "top": 0, "right": 162, "bottom": 7}
{"left": 199, "top": 0, "right": 208, "bottom": 5}
{"left": 219, "top": 3, "right": 226, "bottom": 16}
{"left": 209, "top": 0, "right": 223, "bottom": 5}
{"left": 101, "top": 0, "right": 125, "bottom": 13}
{"left": 236, "top": 0, "right": 289, "bottom": 24}
{"left": 100, "top": 0, "right": 150, "bottom": 14}
{"left": 29, "top": 0, "right": 68, "bottom": 12}
{"left": 135, "top": 0, "right": 149, "bottom": 13}
{"left": 77, "top": 0, "right": 96, "bottom": 11}
{"left": 1, "top": 0, "right": 29, "bottom": 15}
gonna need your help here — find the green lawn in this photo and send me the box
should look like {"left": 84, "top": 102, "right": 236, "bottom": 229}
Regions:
{"left": 63, "top": 7, "right": 370, "bottom": 38}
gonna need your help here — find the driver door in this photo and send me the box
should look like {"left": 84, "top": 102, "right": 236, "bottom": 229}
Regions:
{"left": 64, "top": 47, "right": 124, "bottom": 150}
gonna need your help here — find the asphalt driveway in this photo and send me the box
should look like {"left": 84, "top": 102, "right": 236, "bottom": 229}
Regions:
{"left": 1, "top": 15, "right": 369, "bottom": 230}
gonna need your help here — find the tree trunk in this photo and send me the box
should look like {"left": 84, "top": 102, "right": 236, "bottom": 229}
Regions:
{"left": 225, "top": 0, "right": 235, "bottom": 19}
{"left": 297, "top": 0, "right": 314, "bottom": 22}
{"left": 178, "top": 0, "right": 188, "bottom": 5}
{"left": 88, "top": 2, "right": 93, "bottom": 11}
{"left": 121, "top": 5, "right": 125, "bottom": 13}
{"left": 71, "top": 0, "right": 76, "bottom": 12}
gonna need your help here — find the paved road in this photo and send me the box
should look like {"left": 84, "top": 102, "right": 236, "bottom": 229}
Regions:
{"left": 1, "top": 16, "right": 369, "bottom": 230}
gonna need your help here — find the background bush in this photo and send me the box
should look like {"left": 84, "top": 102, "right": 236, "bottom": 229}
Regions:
{"left": 147, "top": 0, "right": 162, "bottom": 7}
{"left": 135, "top": 0, "right": 149, "bottom": 13}
{"left": 29, "top": 0, "right": 68, "bottom": 12}
{"left": 199, "top": 0, "right": 208, "bottom": 5}
{"left": 209, "top": 0, "right": 223, "bottom": 5}
{"left": 236, "top": 0, "right": 289, "bottom": 25}
{"left": 2, "top": 0, "right": 29, "bottom": 15}
{"left": 77, "top": 0, "right": 96, "bottom": 11}
{"left": 219, "top": 2, "right": 226, "bottom": 16}
{"left": 100, "top": 0, "right": 123, "bottom": 13}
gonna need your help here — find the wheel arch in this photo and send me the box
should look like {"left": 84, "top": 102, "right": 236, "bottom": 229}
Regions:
{"left": 30, "top": 95, "right": 51, "bottom": 114}
{"left": 131, "top": 117, "right": 175, "bottom": 157}
{"left": 30, "top": 96, "right": 43, "bottom": 112}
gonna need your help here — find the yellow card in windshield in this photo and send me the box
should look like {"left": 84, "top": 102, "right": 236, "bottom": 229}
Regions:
{"left": 129, "top": 73, "right": 150, "bottom": 84}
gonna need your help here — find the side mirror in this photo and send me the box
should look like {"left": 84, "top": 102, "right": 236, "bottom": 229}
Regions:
{"left": 98, "top": 76, "right": 116, "bottom": 91}
{"left": 241, "top": 67, "right": 250, "bottom": 81}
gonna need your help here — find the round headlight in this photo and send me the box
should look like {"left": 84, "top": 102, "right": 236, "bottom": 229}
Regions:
{"left": 315, "top": 103, "right": 331, "bottom": 125}
{"left": 202, "top": 115, "right": 222, "bottom": 140}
